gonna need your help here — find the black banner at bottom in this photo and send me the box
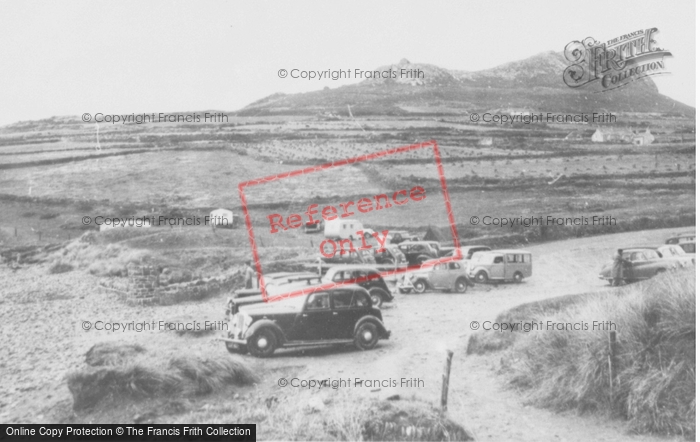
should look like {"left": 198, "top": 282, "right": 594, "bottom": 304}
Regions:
{"left": 1, "top": 424, "right": 256, "bottom": 441}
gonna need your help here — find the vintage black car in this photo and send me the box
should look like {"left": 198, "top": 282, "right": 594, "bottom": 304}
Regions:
{"left": 322, "top": 265, "right": 394, "bottom": 307}
{"left": 231, "top": 272, "right": 320, "bottom": 299}
{"left": 222, "top": 285, "right": 390, "bottom": 357}
{"left": 397, "top": 242, "right": 439, "bottom": 266}
{"left": 319, "top": 249, "right": 376, "bottom": 265}
{"left": 374, "top": 244, "right": 408, "bottom": 266}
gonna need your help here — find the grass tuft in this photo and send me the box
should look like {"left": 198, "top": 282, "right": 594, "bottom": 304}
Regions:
{"left": 67, "top": 351, "right": 257, "bottom": 410}
{"left": 479, "top": 270, "right": 695, "bottom": 438}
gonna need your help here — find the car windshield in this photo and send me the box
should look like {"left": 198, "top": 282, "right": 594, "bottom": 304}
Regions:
{"left": 240, "top": 294, "right": 306, "bottom": 312}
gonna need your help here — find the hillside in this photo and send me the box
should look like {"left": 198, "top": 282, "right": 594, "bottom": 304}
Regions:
{"left": 238, "top": 51, "right": 694, "bottom": 116}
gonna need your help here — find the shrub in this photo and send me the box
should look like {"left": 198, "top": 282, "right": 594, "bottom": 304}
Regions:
{"left": 84, "top": 342, "right": 146, "bottom": 366}
{"left": 67, "top": 353, "right": 257, "bottom": 410}
{"left": 48, "top": 261, "right": 74, "bottom": 274}
{"left": 484, "top": 271, "right": 695, "bottom": 438}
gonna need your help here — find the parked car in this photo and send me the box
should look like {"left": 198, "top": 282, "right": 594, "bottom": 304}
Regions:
{"left": 598, "top": 247, "right": 678, "bottom": 285}
{"left": 397, "top": 242, "right": 439, "bottom": 266}
{"left": 452, "top": 245, "right": 491, "bottom": 261}
{"left": 232, "top": 272, "right": 320, "bottom": 299}
{"left": 222, "top": 285, "right": 390, "bottom": 357}
{"left": 409, "top": 240, "right": 454, "bottom": 258}
{"left": 320, "top": 249, "right": 376, "bottom": 265}
{"left": 388, "top": 231, "right": 419, "bottom": 244}
{"left": 665, "top": 233, "right": 696, "bottom": 255}
{"left": 468, "top": 250, "right": 532, "bottom": 283}
{"left": 401, "top": 261, "right": 473, "bottom": 294}
{"left": 226, "top": 272, "right": 322, "bottom": 315}
{"left": 360, "top": 228, "right": 376, "bottom": 239}
{"left": 304, "top": 219, "right": 324, "bottom": 234}
{"left": 656, "top": 244, "right": 695, "bottom": 266}
{"left": 322, "top": 265, "right": 393, "bottom": 307}
{"left": 374, "top": 244, "right": 408, "bottom": 266}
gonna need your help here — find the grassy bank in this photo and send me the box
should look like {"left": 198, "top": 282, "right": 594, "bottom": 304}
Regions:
{"left": 468, "top": 270, "right": 696, "bottom": 438}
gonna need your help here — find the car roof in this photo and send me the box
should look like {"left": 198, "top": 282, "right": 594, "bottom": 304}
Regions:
{"left": 480, "top": 249, "right": 531, "bottom": 254}
{"left": 326, "top": 264, "right": 381, "bottom": 272}
{"left": 266, "top": 272, "right": 317, "bottom": 279}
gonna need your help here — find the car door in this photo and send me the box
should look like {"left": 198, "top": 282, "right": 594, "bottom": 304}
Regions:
{"left": 490, "top": 255, "right": 506, "bottom": 279}
{"left": 298, "top": 292, "right": 334, "bottom": 340}
{"left": 430, "top": 263, "right": 450, "bottom": 288}
{"left": 626, "top": 251, "right": 648, "bottom": 279}
{"left": 446, "top": 262, "right": 463, "bottom": 287}
{"left": 330, "top": 289, "right": 357, "bottom": 339}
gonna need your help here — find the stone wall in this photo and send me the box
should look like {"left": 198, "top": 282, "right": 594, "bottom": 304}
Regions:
{"left": 120, "top": 263, "right": 240, "bottom": 305}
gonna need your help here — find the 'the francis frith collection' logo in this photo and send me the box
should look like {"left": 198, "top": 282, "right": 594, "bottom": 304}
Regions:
{"left": 563, "top": 28, "right": 672, "bottom": 92}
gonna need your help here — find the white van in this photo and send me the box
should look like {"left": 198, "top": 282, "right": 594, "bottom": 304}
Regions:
{"left": 324, "top": 218, "right": 363, "bottom": 240}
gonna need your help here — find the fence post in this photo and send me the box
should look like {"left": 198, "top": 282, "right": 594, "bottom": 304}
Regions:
{"left": 441, "top": 349, "right": 454, "bottom": 412}
{"left": 608, "top": 330, "right": 617, "bottom": 402}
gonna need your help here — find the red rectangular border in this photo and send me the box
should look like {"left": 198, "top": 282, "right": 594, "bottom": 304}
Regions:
{"left": 238, "top": 140, "right": 463, "bottom": 302}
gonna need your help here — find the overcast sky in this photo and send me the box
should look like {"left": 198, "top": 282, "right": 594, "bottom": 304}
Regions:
{"left": 0, "top": 0, "right": 694, "bottom": 126}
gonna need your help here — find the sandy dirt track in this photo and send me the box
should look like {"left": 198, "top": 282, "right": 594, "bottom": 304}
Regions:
{"left": 0, "top": 227, "right": 691, "bottom": 441}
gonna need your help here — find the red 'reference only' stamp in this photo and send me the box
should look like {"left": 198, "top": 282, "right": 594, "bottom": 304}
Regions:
{"left": 238, "top": 140, "right": 463, "bottom": 302}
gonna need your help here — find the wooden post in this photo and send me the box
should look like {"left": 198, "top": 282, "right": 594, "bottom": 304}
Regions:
{"left": 441, "top": 350, "right": 454, "bottom": 412}
{"left": 608, "top": 331, "right": 617, "bottom": 402}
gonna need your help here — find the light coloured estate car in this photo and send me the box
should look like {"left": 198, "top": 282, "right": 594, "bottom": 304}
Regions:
{"left": 665, "top": 233, "right": 696, "bottom": 256}
{"left": 656, "top": 244, "right": 695, "bottom": 267}
{"left": 468, "top": 250, "right": 532, "bottom": 283}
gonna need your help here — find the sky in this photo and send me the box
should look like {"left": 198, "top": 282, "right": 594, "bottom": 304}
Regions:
{"left": 0, "top": 0, "right": 695, "bottom": 126}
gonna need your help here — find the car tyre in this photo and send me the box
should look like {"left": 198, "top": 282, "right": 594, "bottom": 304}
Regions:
{"left": 225, "top": 342, "right": 248, "bottom": 355}
{"left": 455, "top": 278, "right": 468, "bottom": 293}
{"left": 475, "top": 271, "right": 489, "bottom": 283}
{"left": 513, "top": 272, "right": 523, "bottom": 283}
{"left": 247, "top": 328, "right": 278, "bottom": 358}
{"left": 413, "top": 280, "right": 427, "bottom": 293}
{"left": 354, "top": 322, "right": 379, "bottom": 351}
{"left": 369, "top": 288, "right": 386, "bottom": 308}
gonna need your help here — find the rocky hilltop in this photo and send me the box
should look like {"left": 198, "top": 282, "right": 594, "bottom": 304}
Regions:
{"left": 239, "top": 51, "right": 693, "bottom": 116}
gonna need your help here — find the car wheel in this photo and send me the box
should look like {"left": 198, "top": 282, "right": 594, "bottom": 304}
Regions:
{"left": 225, "top": 341, "right": 248, "bottom": 355}
{"left": 398, "top": 288, "right": 411, "bottom": 294}
{"left": 364, "top": 232, "right": 372, "bottom": 239}
{"left": 369, "top": 288, "right": 385, "bottom": 308}
{"left": 455, "top": 278, "right": 468, "bottom": 293}
{"left": 513, "top": 272, "right": 523, "bottom": 283}
{"left": 475, "top": 271, "right": 489, "bottom": 283}
{"left": 247, "top": 328, "right": 278, "bottom": 358}
{"left": 354, "top": 322, "right": 379, "bottom": 351}
{"left": 413, "top": 280, "right": 427, "bottom": 293}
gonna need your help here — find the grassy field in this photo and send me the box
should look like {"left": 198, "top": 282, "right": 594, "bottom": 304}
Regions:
{"left": 0, "top": 113, "right": 694, "bottom": 275}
